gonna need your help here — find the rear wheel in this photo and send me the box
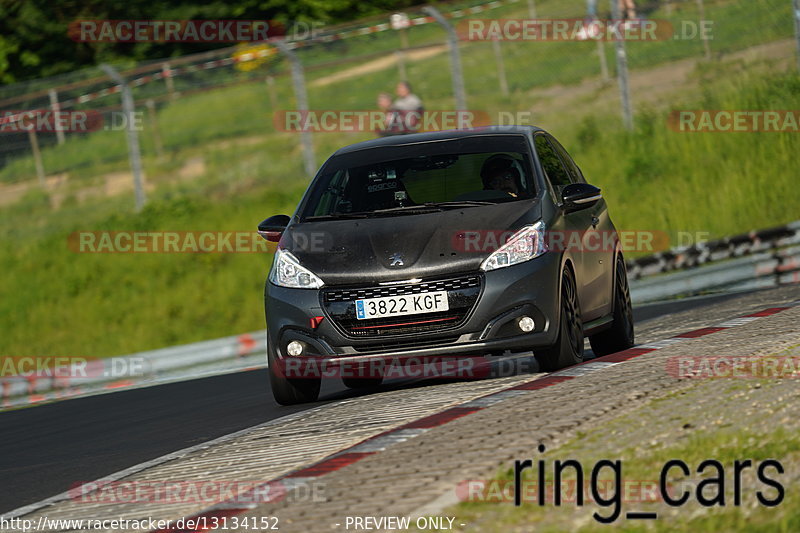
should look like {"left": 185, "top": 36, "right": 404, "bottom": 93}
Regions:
{"left": 589, "top": 256, "right": 635, "bottom": 356}
{"left": 268, "top": 345, "right": 321, "bottom": 405}
{"left": 535, "top": 268, "right": 584, "bottom": 372}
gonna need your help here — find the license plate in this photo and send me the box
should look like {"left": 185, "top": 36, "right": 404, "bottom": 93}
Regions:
{"left": 355, "top": 291, "right": 449, "bottom": 320}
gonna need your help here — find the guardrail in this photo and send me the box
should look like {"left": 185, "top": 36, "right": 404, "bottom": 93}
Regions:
{"left": 627, "top": 220, "right": 800, "bottom": 302}
{"left": 3, "top": 220, "right": 799, "bottom": 409}
{"left": 1, "top": 331, "right": 267, "bottom": 409}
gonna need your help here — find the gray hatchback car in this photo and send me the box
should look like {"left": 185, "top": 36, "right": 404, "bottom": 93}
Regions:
{"left": 259, "top": 126, "right": 634, "bottom": 404}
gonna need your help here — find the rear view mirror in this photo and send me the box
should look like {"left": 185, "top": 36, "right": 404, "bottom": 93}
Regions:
{"left": 258, "top": 215, "right": 290, "bottom": 242}
{"left": 562, "top": 183, "right": 602, "bottom": 212}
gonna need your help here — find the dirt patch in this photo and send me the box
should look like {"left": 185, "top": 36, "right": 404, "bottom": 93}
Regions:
{"left": 211, "top": 135, "right": 268, "bottom": 151}
{"left": 0, "top": 173, "right": 70, "bottom": 207}
{"left": 531, "top": 39, "right": 796, "bottom": 122}
{"left": 0, "top": 181, "right": 36, "bottom": 207}
{"left": 310, "top": 45, "right": 447, "bottom": 88}
{"left": 103, "top": 171, "right": 135, "bottom": 196}
{"left": 178, "top": 157, "right": 206, "bottom": 180}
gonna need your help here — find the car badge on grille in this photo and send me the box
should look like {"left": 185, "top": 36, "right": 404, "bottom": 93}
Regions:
{"left": 389, "top": 252, "right": 404, "bottom": 267}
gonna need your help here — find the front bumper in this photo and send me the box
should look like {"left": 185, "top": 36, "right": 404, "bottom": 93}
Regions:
{"left": 265, "top": 252, "right": 561, "bottom": 364}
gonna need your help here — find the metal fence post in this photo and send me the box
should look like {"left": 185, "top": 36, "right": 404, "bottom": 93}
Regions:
{"left": 422, "top": 6, "right": 467, "bottom": 111}
{"left": 274, "top": 39, "right": 316, "bottom": 178}
{"left": 527, "top": 0, "right": 538, "bottom": 19}
{"left": 610, "top": 0, "right": 634, "bottom": 131}
{"left": 145, "top": 99, "right": 164, "bottom": 158}
{"left": 491, "top": 37, "right": 509, "bottom": 97}
{"left": 396, "top": 28, "right": 410, "bottom": 81}
{"left": 100, "top": 64, "right": 147, "bottom": 211}
{"left": 48, "top": 89, "right": 65, "bottom": 145}
{"left": 794, "top": 0, "right": 800, "bottom": 71}
{"left": 27, "top": 129, "right": 46, "bottom": 186}
{"left": 391, "top": 14, "right": 413, "bottom": 82}
{"left": 265, "top": 75, "right": 278, "bottom": 110}
{"left": 162, "top": 62, "right": 177, "bottom": 101}
{"left": 696, "top": 0, "right": 712, "bottom": 60}
{"left": 597, "top": 40, "right": 610, "bottom": 83}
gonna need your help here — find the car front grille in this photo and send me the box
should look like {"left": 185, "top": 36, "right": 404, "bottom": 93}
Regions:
{"left": 322, "top": 274, "right": 482, "bottom": 337}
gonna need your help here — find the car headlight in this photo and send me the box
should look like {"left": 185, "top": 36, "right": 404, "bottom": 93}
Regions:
{"left": 480, "top": 221, "right": 547, "bottom": 272}
{"left": 269, "top": 249, "right": 324, "bottom": 289}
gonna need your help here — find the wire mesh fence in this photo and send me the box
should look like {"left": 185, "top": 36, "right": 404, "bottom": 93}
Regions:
{"left": 0, "top": 0, "right": 797, "bottom": 209}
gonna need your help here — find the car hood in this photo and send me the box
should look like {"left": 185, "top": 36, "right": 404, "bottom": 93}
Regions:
{"left": 280, "top": 200, "right": 541, "bottom": 286}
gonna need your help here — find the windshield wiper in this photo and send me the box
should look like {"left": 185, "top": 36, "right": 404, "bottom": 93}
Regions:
{"left": 369, "top": 205, "right": 444, "bottom": 215}
{"left": 306, "top": 201, "right": 494, "bottom": 220}
{"left": 424, "top": 201, "right": 496, "bottom": 208}
{"left": 304, "top": 213, "right": 371, "bottom": 221}
{"left": 372, "top": 201, "right": 495, "bottom": 214}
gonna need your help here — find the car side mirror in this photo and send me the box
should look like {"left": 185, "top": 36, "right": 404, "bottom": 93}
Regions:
{"left": 258, "top": 214, "right": 290, "bottom": 242}
{"left": 562, "top": 183, "right": 602, "bottom": 212}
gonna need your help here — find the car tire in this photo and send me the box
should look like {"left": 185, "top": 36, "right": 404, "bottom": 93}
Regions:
{"left": 267, "top": 344, "right": 321, "bottom": 405}
{"left": 535, "top": 267, "right": 584, "bottom": 372}
{"left": 589, "top": 256, "right": 635, "bottom": 356}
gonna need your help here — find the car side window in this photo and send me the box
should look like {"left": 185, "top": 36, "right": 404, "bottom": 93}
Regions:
{"left": 548, "top": 135, "right": 585, "bottom": 184}
{"left": 534, "top": 134, "right": 572, "bottom": 199}
{"left": 314, "top": 170, "right": 350, "bottom": 215}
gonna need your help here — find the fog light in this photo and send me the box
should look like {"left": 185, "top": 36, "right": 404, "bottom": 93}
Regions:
{"left": 286, "top": 341, "right": 304, "bottom": 357}
{"left": 518, "top": 316, "right": 535, "bottom": 332}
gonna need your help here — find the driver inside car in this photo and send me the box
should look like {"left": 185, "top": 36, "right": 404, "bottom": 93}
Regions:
{"left": 480, "top": 155, "right": 523, "bottom": 198}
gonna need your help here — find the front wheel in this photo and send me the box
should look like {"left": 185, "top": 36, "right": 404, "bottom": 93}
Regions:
{"left": 535, "top": 268, "right": 584, "bottom": 372}
{"left": 268, "top": 345, "right": 321, "bottom": 405}
{"left": 589, "top": 256, "right": 635, "bottom": 356}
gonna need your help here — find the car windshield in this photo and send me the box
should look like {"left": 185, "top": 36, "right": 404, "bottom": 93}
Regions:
{"left": 301, "top": 135, "right": 536, "bottom": 219}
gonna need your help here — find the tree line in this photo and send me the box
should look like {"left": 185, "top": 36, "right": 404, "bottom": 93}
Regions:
{"left": 0, "top": 0, "right": 422, "bottom": 84}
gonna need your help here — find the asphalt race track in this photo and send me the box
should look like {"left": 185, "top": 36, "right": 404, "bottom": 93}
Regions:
{"left": 1, "top": 286, "right": 796, "bottom": 515}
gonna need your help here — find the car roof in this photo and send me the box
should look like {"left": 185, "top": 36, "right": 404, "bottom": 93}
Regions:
{"left": 332, "top": 125, "right": 545, "bottom": 156}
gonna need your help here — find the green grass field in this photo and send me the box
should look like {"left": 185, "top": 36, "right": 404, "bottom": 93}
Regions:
{"left": 0, "top": 0, "right": 798, "bottom": 358}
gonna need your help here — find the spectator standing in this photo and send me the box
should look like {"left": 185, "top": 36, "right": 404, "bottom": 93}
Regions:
{"left": 392, "top": 81, "right": 424, "bottom": 134}
{"left": 376, "top": 81, "right": 424, "bottom": 136}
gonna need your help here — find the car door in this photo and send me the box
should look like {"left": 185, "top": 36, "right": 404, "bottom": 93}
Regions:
{"left": 548, "top": 134, "right": 613, "bottom": 319}
{"left": 533, "top": 133, "right": 594, "bottom": 319}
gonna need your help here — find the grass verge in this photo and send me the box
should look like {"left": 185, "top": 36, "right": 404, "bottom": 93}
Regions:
{"left": 451, "top": 375, "right": 800, "bottom": 532}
